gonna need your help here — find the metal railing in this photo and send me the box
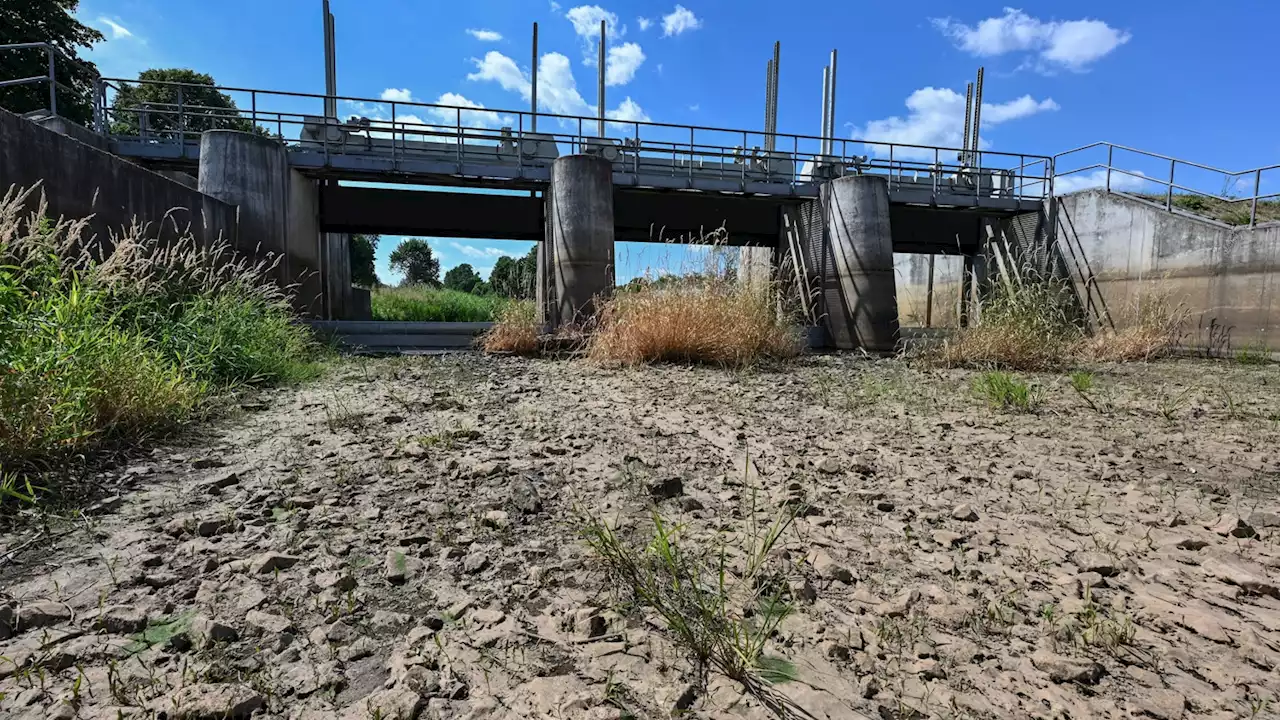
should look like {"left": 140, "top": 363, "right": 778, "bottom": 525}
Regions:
{"left": 1054, "top": 142, "right": 1279, "bottom": 227}
{"left": 90, "top": 75, "right": 1052, "bottom": 200}
{"left": 0, "top": 42, "right": 104, "bottom": 124}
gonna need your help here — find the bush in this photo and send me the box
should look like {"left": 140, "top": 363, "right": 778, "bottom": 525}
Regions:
{"left": 587, "top": 275, "right": 802, "bottom": 366}
{"left": 371, "top": 286, "right": 506, "bottom": 322}
{"left": 1079, "top": 281, "right": 1187, "bottom": 362}
{"left": 0, "top": 185, "right": 321, "bottom": 504}
{"left": 936, "top": 275, "right": 1082, "bottom": 371}
{"left": 480, "top": 301, "right": 540, "bottom": 355}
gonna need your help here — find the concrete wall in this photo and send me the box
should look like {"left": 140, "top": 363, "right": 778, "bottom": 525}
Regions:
{"left": 0, "top": 107, "right": 237, "bottom": 249}
{"left": 1057, "top": 190, "right": 1280, "bottom": 349}
{"left": 894, "top": 253, "right": 965, "bottom": 328}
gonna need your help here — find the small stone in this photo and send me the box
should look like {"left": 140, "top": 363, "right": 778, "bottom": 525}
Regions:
{"left": 509, "top": 478, "right": 543, "bottom": 514}
{"left": 877, "top": 589, "right": 920, "bottom": 618}
{"left": 14, "top": 601, "right": 71, "bottom": 631}
{"left": 154, "top": 683, "right": 263, "bottom": 719}
{"left": 789, "top": 578, "right": 817, "bottom": 604}
{"left": 1201, "top": 553, "right": 1280, "bottom": 599}
{"left": 1134, "top": 689, "right": 1187, "bottom": 720}
{"left": 1248, "top": 511, "right": 1280, "bottom": 529}
{"left": 249, "top": 553, "right": 302, "bottom": 574}
{"left": 46, "top": 701, "right": 76, "bottom": 720}
{"left": 244, "top": 610, "right": 293, "bottom": 635}
{"left": 858, "top": 675, "right": 880, "bottom": 699}
{"left": 821, "top": 641, "right": 851, "bottom": 661}
{"left": 402, "top": 666, "right": 441, "bottom": 696}
{"left": 932, "top": 531, "right": 966, "bottom": 547}
{"left": 191, "top": 615, "right": 238, "bottom": 647}
{"left": 471, "top": 608, "right": 506, "bottom": 626}
{"left": 647, "top": 476, "right": 684, "bottom": 500}
{"left": 876, "top": 501, "right": 895, "bottom": 512}
{"left": 816, "top": 457, "right": 841, "bottom": 474}
{"left": 1175, "top": 538, "right": 1209, "bottom": 551}
{"left": 313, "top": 571, "right": 357, "bottom": 592}
{"left": 383, "top": 414, "right": 405, "bottom": 425}
{"left": 672, "top": 684, "right": 699, "bottom": 713}
{"left": 386, "top": 550, "right": 410, "bottom": 584}
{"left": 191, "top": 458, "right": 225, "bottom": 470}
{"left": 1208, "top": 514, "right": 1257, "bottom": 539}
{"left": 462, "top": 553, "right": 490, "bottom": 574}
{"left": 481, "top": 510, "right": 510, "bottom": 529}
{"left": 97, "top": 605, "right": 149, "bottom": 634}
{"left": 203, "top": 469, "right": 242, "bottom": 491}
{"left": 680, "top": 496, "right": 705, "bottom": 512}
{"left": 951, "top": 504, "right": 978, "bottom": 522}
{"left": 1031, "top": 650, "right": 1106, "bottom": 685}
{"left": 809, "top": 549, "right": 855, "bottom": 584}
{"left": 1075, "top": 572, "right": 1106, "bottom": 592}
{"left": 1073, "top": 551, "right": 1119, "bottom": 577}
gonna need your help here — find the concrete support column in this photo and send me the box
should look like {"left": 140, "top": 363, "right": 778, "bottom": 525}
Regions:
{"left": 821, "top": 174, "right": 899, "bottom": 351}
{"left": 199, "top": 130, "right": 331, "bottom": 317}
{"left": 548, "top": 154, "right": 614, "bottom": 326}
{"left": 739, "top": 245, "right": 773, "bottom": 290}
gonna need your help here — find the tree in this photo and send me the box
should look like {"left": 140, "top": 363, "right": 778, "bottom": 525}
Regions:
{"left": 489, "top": 246, "right": 538, "bottom": 299}
{"left": 0, "top": 1, "right": 103, "bottom": 126}
{"left": 389, "top": 238, "right": 440, "bottom": 286}
{"left": 443, "top": 263, "right": 483, "bottom": 293}
{"left": 349, "top": 234, "right": 380, "bottom": 288}
{"left": 109, "top": 68, "right": 260, "bottom": 137}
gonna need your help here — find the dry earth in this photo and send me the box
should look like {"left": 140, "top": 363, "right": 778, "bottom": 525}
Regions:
{"left": 2, "top": 355, "right": 1279, "bottom": 720}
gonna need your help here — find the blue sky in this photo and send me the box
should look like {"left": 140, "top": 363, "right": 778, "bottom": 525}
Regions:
{"left": 77, "top": 1, "right": 1278, "bottom": 283}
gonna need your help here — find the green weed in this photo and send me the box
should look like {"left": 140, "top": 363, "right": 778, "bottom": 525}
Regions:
{"left": 973, "top": 371, "right": 1041, "bottom": 412}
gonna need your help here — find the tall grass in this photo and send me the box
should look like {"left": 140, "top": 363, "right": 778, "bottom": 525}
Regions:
{"left": 589, "top": 236, "right": 802, "bottom": 365}
{"left": 480, "top": 301, "right": 540, "bottom": 354}
{"left": 371, "top": 285, "right": 507, "bottom": 322}
{"left": 0, "top": 185, "right": 321, "bottom": 506}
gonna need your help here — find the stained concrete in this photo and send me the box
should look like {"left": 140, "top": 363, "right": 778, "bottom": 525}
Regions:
{"left": 1057, "top": 190, "right": 1280, "bottom": 349}
{"left": 821, "top": 175, "right": 899, "bottom": 351}
{"left": 548, "top": 154, "right": 614, "bottom": 326}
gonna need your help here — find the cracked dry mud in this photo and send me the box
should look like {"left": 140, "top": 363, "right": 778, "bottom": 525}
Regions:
{"left": 2, "top": 355, "right": 1279, "bottom": 720}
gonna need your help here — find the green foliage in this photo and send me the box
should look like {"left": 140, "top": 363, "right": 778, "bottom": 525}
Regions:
{"left": 349, "top": 234, "right": 380, "bottom": 288}
{"left": 973, "top": 371, "right": 1041, "bottom": 412}
{"left": 109, "top": 68, "right": 260, "bottom": 137}
{"left": 442, "top": 263, "right": 483, "bottom": 293}
{"left": 1069, "top": 370, "right": 1095, "bottom": 393}
{"left": 0, "top": 186, "right": 322, "bottom": 508}
{"left": 371, "top": 286, "right": 507, "bottom": 322}
{"left": 1235, "top": 341, "right": 1272, "bottom": 365}
{"left": 488, "top": 246, "right": 537, "bottom": 299}
{"left": 1172, "top": 194, "right": 1210, "bottom": 212}
{"left": 0, "top": 1, "right": 103, "bottom": 125}
{"left": 389, "top": 238, "right": 440, "bottom": 287}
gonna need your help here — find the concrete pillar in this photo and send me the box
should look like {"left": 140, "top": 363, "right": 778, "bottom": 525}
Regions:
{"left": 199, "top": 130, "right": 329, "bottom": 317}
{"left": 739, "top": 246, "right": 773, "bottom": 289}
{"left": 548, "top": 154, "right": 614, "bottom": 326}
{"left": 821, "top": 174, "right": 899, "bottom": 351}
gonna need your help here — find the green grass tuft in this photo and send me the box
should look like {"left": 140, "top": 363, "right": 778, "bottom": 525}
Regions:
{"left": 371, "top": 285, "right": 508, "bottom": 322}
{"left": 973, "top": 371, "right": 1041, "bottom": 412}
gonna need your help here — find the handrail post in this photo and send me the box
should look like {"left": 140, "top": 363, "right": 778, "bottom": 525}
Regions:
{"left": 1166, "top": 159, "right": 1175, "bottom": 210}
{"left": 46, "top": 45, "right": 57, "bottom": 116}
{"left": 932, "top": 147, "right": 939, "bottom": 197}
{"left": 889, "top": 144, "right": 894, "bottom": 189}
{"left": 688, "top": 126, "right": 694, "bottom": 185}
{"left": 456, "top": 107, "right": 462, "bottom": 173}
{"left": 741, "top": 130, "right": 747, "bottom": 186}
{"left": 517, "top": 111, "right": 523, "bottom": 177}
{"left": 391, "top": 101, "right": 398, "bottom": 169}
{"left": 1252, "top": 169, "right": 1262, "bottom": 228}
{"left": 1105, "top": 144, "right": 1113, "bottom": 193}
{"left": 250, "top": 90, "right": 257, "bottom": 131}
{"left": 177, "top": 85, "right": 184, "bottom": 143}
{"left": 633, "top": 121, "right": 639, "bottom": 175}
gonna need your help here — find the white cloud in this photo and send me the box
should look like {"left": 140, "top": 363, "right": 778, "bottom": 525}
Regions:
{"left": 549, "top": 1, "right": 562, "bottom": 11}
{"left": 380, "top": 88, "right": 414, "bottom": 102}
{"left": 853, "top": 86, "right": 1058, "bottom": 160}
{"left": 428, "top": 93, "right": 510, "bottom": 129}
{"left": 1054, "top": 168, "right": 1149, "bottom": 194}
{"left": 98, "top": 16, "right": 133, "bottom": 39}
{"left": 466, "top": 28, "right": 504, "bottom": 42}
{"left": 566, "top": 5, "right": 621, "bottom": 38}
{"left": 688, "top": 103, "right": 699, "bottom": 112}
{"left": 606, "top": 42, "right": 645, "bottom": 86}
{"left": 468, "top": 50, "right": 648, "bottom": 125}
{"left": 932, "top": 8, "right": 1130, "bottom": 71}
{"left": 661, "top": 5, "right": 701, "bottom": 37}
{"left": 637, "top": 17, "right": 653, "bottom": 31}
{"left": 449, "top": 242, "right": 524, "bottom": 260}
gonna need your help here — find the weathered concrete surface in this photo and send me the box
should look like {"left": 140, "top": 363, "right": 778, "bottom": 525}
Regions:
{"left": 894, "top": 253, "right": 965, "bottom": 328}
{"left": 1058, "top": 190, "right": 1280, "bottom": 349}
{"left": 547, "top": 154, "right": 614, "bottom": 326}
{"left": 821, "top": 175, "right": 899, "bottom": 351}
{"left": 0, "top": 107, "right": 236, "bottom": 249}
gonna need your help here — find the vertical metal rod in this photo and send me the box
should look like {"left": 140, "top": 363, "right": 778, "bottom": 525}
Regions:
{"left": 889, "top": 144, "right": 895, "bottom": 189}
{"left": 764, "top": 59, "right": 773, "bottom": 149}
{"left": 633, "top": 122, "right": 640, "bottom": 175}
{"left": 329, "top": 12, "right": 338, "bottom": 114}
{"left": 531, "top": 22, "right": 538, "bottom": 132}
{"left": 769, "top": 41, "right": 780, "bottom": 152}
{"left": 689, "top": 126, "right": 694, "bottom": 184}
{"left": 322, "top": 1, "right": 333, "bottom": 118}
{"left": 961, "top": 83, "right": 973, "bottom": 163}
{"left": 45, "top": 46, "right": 57, "bottom": 116}
{"left": 1251, "top": 169, "right": 1261, "bottom": 227}
{"left": 391, "top": 102, "right": 397, "bottom": 167}
{"left": 925, "top": 253, "right": 935, "bottom": 328}
{"left": 827, "top": 49, "right": 837, "bottom": 148}
{"left": 820, "top": 66, "right": 830, "bottom": 157}
{"left": 1166, "top": 159, "right": 1175, "bottom": 210}
{"left": 971, "top": 68, "right": 984, "bottom": 164}
{"left": 597, "top": 20, "right": 606, "bottom": 137}
{"left": 1106, "top": 145, "right": 1113, "bottom": 193}
{"left": 456, "top": 107, "right": 462, "bottom": 172}
{"left": 177, "top": 85, "right": 184, "bottom": 141}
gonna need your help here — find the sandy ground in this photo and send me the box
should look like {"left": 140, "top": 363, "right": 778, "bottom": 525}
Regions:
{"left": 1, "top": 355, "right": 1278, "bottom": 720}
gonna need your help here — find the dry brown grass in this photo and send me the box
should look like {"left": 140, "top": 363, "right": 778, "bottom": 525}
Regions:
{"left": 480, "top": 301, "right": 540, "bottom": 355}
{"left": 587, "top": 277, "right": 802, "bottom": 366}
{"left": 1078, "top": 281, "right": 1189, "bottom": 362}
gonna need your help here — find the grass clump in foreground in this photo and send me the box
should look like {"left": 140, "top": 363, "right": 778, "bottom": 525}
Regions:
{"left": 0, "top": 185, "right": 321, "bottom": 508}
{"left": 480, "top": 300, "right": 539, "bottom": 354}
{"left": 587, "top": 275, "right": 802, "bottom": 366}
{"left": 371, "top": 285, "right": 507, "bottom": 322}
{"left": 973, "top": 371, "right": 1041, "bottom": 412}
{"left": 578, "top": 503, "right": 807, "bottom": 717}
